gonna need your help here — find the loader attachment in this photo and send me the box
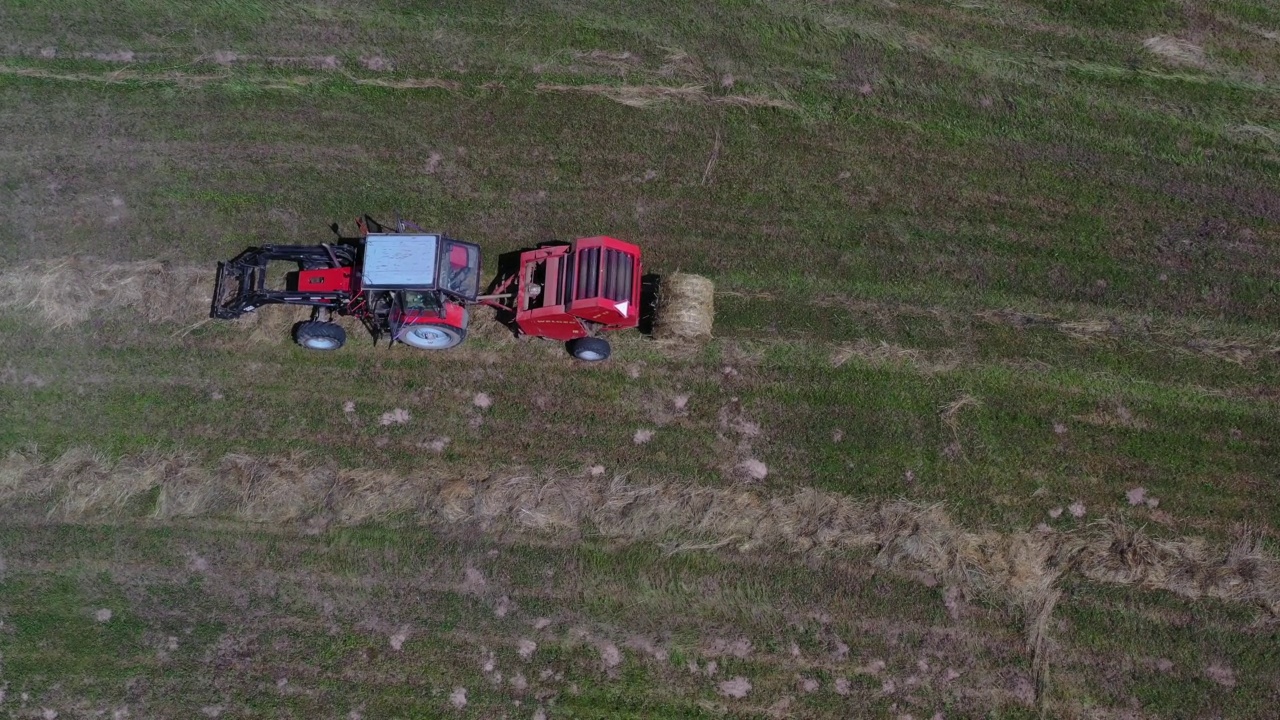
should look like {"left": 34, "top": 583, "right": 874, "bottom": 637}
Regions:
{"left": 210, "top": 245, "right": 357, "bottom": 319}
{"left": 210, "top": 256, "right": 264, "bottom": 320}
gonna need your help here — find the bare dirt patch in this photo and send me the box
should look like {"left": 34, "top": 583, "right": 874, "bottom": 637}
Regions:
{"left": 1204, "top": 662, "right": 1237, "bottom": 687}
{"left": 718, "top": 676, "right": 751, "bottom": 699}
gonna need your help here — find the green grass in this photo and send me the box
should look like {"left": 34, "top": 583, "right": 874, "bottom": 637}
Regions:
{"left": 0, "top": 524, "right": 1023, "bottom": 718}
{"left": 1056, "top": 580, "right": 1280, "bottom": 716}
{"left": 2, "top": 0, "right": 1279, "bottom": 716}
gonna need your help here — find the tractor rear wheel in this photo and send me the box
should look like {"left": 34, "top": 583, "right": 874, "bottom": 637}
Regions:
{"left": 398, "top": 313, "right": 469, "bottom": 350}
{"left": 568, "top": 336, "right": 611, "bottom": 362}
{"left": 295, "top": 321, "right": 346, "bottom": 351}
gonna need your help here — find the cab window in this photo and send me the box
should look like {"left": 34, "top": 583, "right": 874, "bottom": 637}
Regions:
{"left": 401, "top": 290, "right": 440, "bottom": 312}
{"left": 441, "top": 241, "right": 480, "bottom": 298}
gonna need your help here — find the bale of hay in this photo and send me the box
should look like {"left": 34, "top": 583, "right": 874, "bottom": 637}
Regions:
{"left": 652, "top": 272, "right": 714, "bottom": 342}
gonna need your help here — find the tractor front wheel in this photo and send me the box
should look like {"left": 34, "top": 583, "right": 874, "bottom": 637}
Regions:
{"left": 568, "top": 336, "right": 611, "bottom": 362}
{"left": 295, "top": 321, "right": 346, "bottom": 351}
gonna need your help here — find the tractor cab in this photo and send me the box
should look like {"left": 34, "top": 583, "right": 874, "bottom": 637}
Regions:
{"left": 359, "top": 233, "right": 481, "bottom": 349}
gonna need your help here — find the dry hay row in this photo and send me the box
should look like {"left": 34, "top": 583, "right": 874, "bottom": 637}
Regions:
{"left": 977, "top": 308, "right": 1280, "bottom": 363}
{"left": 6, "top": 447, "right": 1275, "bottom": 710}
{"left": 4, "top": 258, "right": 1277, "bottom": 368}
{"left": 0, "top": 257, "right": 719, "bottom": 336}
{"left": 532, "top": 82, "right": 796, "bottom": 109}
{"left": 828, "top": 306, "right": 1277, "bottom": 367}
{"left": 0, "top": 256, "right": 526, "bottom": 345}
{"left": 3, "top": 447, "right": 1277, "bottom": 618}
{"left": 0, "top": 65, "right": 794, "bottom": 109}
{"left": 0, "top": 257, "right": 214, "bottom": 328}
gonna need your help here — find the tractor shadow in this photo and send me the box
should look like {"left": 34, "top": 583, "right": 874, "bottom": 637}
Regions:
{"left": 638, "top": 273, "right": 660, "bottom": 336}
{"left": 480, "top": 247, "right": 529, "bottom": 336}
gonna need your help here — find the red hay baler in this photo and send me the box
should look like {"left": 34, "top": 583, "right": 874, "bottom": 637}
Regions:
{"left": 484, "top": 236, "right": 642, "bottom": 361}
{"left": 211, "top": 215, "right": 643, "bottom": 361}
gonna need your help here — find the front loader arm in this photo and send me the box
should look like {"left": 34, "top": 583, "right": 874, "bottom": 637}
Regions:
{"left": 209, "top": 245, "right": 357, "bottom": 320}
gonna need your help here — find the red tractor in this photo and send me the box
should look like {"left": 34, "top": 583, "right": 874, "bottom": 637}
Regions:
{"left": 211, "top": 216, "right": 642, "bottom": 361}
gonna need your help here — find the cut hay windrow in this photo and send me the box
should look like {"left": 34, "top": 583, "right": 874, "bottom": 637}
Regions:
{"left": 4, "top": 257, "right": 1276, "bottom": 376}
{"left": 1142, "top": 36, "right": 1207, "bottom": 68}
{"left": 6, "top": 447, "right": 1277, "bottom": 711}
{"left": 829, "top": 339, "right": 959, "bottom": 374}
{"left": 533, "top": 82, "right": 796, "bottom": 109}
{"left": 0, "top": 257, "right": 212, "bottom": 327}
{"left": 3, "top": 447, "right": 1277, "bottom": 617}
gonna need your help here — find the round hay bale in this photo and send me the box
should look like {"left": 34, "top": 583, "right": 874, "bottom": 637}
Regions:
{"left": 652, "top": 272, "right": 714, "bottom": 342}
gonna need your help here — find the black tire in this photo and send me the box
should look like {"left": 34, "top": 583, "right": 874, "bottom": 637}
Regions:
{"left": 294, "top": 321, "right": 346, "bottom": 351}
{"left": 568, "top": 336, "right": 611, "bottom": 362}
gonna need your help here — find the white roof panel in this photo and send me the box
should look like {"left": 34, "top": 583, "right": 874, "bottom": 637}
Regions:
{"left": 361, "top": 234, "right": 439, "bottom": 288}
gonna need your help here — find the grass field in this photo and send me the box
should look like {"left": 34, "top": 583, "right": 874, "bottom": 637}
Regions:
{"left": 2, "top": 0, "right": 1279, "bottom": 717}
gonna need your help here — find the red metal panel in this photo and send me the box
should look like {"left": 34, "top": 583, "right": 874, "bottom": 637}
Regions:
{"left": 580, "top": 236, "right": 641, "bottom": 256}
{"left": 396, "top": 301, "right": 468, "bottom": 329}
{"left": 439, "top": 301, "right": 468, "bottom": 329}
{"left": 516, "top": 308, "right": 587, "bottom": 341}
{"left": 297, "top": 267, "right": 352, "bottom": 292}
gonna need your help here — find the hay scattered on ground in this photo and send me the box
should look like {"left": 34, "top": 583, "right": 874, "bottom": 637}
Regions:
{"left": 976, "top": 307, "right": 1280, "bottom": 366}
{"left": 4, "top": 447, "right": 1277, "bottom": 617}
{"left": 940, "top": 393, "right": 981, "bottom": 432}
{"left": 0, "top": 257, "right": 212, "bottom": 327}
{"left": 974, "top": 308, "right": 1060, "bottom": 329}
{"left": 238, "top": 304, "right": 315, "bottom": 345}
{"left": 568, "top": 49, "right": 643, "bottom": 76}
{"left": 6, "top": 446, "right": 1279, "bottom": 711}
{"left": 534, "top": 82, "right": 795, "bottom": 109}
{"left": 1143, "top": 36, "right": 1207, "bottom": 68}
{"left": 5, "top": 255, "right": 1274, "bottom": 375}
{"left": 1073, "top": 403, "right": 1149, "bottom": 431}
{"left": 1226, "top": 124, "right": 1280, "bottom": 147}
{"left": 1178, "top": 337, "right": 1278, "bottom": 366}
{"left": 830, "top": 340, "right": 958, "bottom": 374}
{"left": 1056, "top": 319, "right": 1118, "bottom": 341}
{"left": 465, "top": 307, "right": 520, "bottom": 344}
{"left": 1, "top": 62, "right": 795, "bottom": 109}
{"left": 0, "top": 64, "right": 228, "bottom": 88}
{"left": 350, "top": 76, "right": 460, "bottom": 90}
{"left": 653, "top": 273, "right": 715, "bottom": 343}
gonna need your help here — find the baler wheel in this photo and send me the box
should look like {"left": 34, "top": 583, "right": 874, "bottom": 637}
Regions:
{"left": 568, "top": 336, "right": 611, "bottom": 362}
{"left": 295, "top": 321, "right": 347, "bottom": 351}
